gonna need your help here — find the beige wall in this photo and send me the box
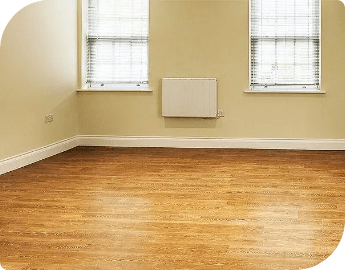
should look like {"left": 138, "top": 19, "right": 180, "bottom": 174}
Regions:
{"left": 0, "top": 0, "right": 78, "bottom": 160}
{"left": 78, "top": 0, "right": 345, "bottom": 139}
{"left": 1, "top": 0, "right": 345, "bottom": 161}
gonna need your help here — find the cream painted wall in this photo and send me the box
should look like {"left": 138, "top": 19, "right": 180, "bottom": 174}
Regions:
{"left": 1, "top": 0, "right": 345, "bottom": 161}
{"left": 0, "top": 0, "right": 78, "bottom": 160}
{"left": 78, "top": 0, "right": 345, "bottom": 140}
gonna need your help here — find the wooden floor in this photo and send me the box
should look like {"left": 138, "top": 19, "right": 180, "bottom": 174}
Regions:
{"left": 0, "top": 147, "right": 344, "bottom": 270}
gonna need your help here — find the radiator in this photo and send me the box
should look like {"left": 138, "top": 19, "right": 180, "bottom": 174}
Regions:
{"left": 162, "top": 78, "right": 217, "bottom": 118}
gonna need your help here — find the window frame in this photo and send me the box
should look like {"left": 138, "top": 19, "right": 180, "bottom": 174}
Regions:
{"left": 248, "top": 0, "right": 323, "bottom": 94}
{"left": 77, "top": 0, "right": 151, "bottom": 92}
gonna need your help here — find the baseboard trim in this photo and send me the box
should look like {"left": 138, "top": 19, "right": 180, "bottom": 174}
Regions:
{"left": 78, "top": 135, "right": 345, "bottom": 151}
{"left": 2, "top": 135, "right": 345, "bottom": 176}
{"left": 0, "top": 136, "right": 79, "bottom": 175}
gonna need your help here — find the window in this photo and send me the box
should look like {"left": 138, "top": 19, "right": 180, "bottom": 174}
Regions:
{"left": 87, "top": 0, "right": 149, "bottom": 90}
{"left": 250, "top": 0, "right": 321, "bottom": 92}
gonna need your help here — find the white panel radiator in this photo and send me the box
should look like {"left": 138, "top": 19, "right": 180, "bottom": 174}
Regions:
{"left": 162, "top": 78, "right": 218, "bottom": 118}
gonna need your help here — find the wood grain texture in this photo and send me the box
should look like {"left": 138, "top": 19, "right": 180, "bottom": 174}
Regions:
{"left": 0, "top": 147, "right": 344, "bottom": 270}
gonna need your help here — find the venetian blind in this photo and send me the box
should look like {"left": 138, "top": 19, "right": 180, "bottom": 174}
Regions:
{"left": 250, "top": 0, "right": 320, "bottom": 91}
{"left": 87, "top": 0, "right": 149, "bottom": 89}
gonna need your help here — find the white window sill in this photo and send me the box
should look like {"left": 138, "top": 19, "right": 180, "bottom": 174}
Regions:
{"left": 244, "top": 90, "right": 325, "bottom": 94}
{"left": 78, "top": 83, "right": 151, "bottom": 92}
{"left": 77, "top": 88, "right": 152, "bottom": 92}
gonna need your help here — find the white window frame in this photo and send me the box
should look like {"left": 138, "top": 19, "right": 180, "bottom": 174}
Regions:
{"left": 248, "top": 0, "right": 324, "bottom": 94}
{"left": 77, "top": 0, "right": 151, "bottom": 92}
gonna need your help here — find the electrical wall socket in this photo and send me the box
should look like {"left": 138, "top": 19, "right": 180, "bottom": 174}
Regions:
{"left": 45, "top": 114, "right": 54, "bottom": 123}
{"left": 217, "top": 110, "right": 225, "bottom": 118}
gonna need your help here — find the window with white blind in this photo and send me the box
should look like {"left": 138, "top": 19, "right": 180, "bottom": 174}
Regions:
{"left": 87, "top": 0, "right": 149, "bottom": 90}
{"left": 250, "top": 0, "right": 321, "bottom": 92}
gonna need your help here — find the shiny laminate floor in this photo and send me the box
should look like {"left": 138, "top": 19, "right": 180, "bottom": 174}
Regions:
{"left": 0, "top": 147, "right": 344, "bottom": 270}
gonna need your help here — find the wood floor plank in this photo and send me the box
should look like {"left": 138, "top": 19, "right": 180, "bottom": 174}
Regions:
{"left": 0, "top": 147, "right": 344, "bottom": 270}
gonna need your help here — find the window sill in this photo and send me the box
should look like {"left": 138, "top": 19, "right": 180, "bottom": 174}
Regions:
{"left": 244, "top": 90, "right": 326, "bottom": 94}
{"left": 77, "top": 88, "right": 152, "bottom": 92}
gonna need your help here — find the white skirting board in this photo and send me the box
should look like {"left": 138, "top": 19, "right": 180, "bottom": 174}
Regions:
{"left": 1, "top": 135, "right": 345, "bottom": 175}
{"left": 0, "top": 136, "right": 79, "bottom": 175}
{"left": 78, "top": 135, "right": 345, "bottom": 150}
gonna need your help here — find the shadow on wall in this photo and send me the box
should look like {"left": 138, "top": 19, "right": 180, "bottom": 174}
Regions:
{"left": 164, "top": 117, "right": 217, "bottom": 129}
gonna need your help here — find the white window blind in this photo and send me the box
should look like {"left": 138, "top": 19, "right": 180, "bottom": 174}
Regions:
{"left": 87, "top": 0, "right": 149, "bottom": 89}
{"left": 250, "top": 0, "right": 320, "bottom": 91}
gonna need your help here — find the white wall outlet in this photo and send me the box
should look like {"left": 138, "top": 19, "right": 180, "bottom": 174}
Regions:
{"left": 45, "top": 114, "right": 54, "bottom": 123}
{"left": 217, "top": 110, "right": 225, "bottom": 118}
